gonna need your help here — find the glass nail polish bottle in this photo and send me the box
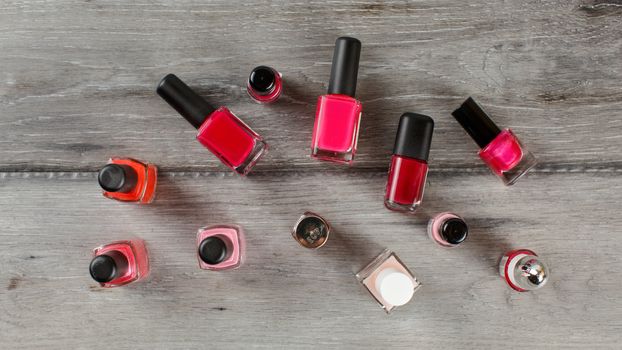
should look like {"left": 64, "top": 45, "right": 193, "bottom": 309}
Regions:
{"left": 157, "top": 74, "right": 267, "bottom": 175}
{"left": 356, "top": 249, "right": 421, "bottom": 313}
{"left": 452, "top": 97, "right": 537, "bottom": 185}
{"left": 427, "top": 212, "right": 468, "bottom": 247}
{"left": 89, "top": 239, "right": 150, "bottom": 288}
{"left": 247, "top": 66, "right": 282, "bottom": 104}
{"left": 197, "top": 225, "right": 244, "bottom": 271}
{"left": 499, "top": 249, "right": 549, "bottom": 292}
{"left": 98, "top": 158, "right": 157, "bottom": 204}
{"left": 311, "top": 36, "right": 362, "bottom": 164}
{"left": 292, "top": 212, "right": 330, "bottom": 249}
{"left": 384, "top": 113, "right": 434, "bottom": 213}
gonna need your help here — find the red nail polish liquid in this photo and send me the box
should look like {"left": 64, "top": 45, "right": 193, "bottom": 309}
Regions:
{"left": 157, "top": 74, "right": 267, "bottom": 175}
{"left": 385, "top": 113, "right": 434, "bottom": 213}
{"left": 311, "top": 37, "right": 362, "bottom": 164}
{"left": 247, "top": 66, "right": 282, "bottom": 104}
{"left": 452, "top": 97, "right": 537, "bottom": 185}
{"left": 98, "top": 158, "right": 157, "bottom": 204}
{"left": 89, "top": 239, "right": 150, "bottom": 288}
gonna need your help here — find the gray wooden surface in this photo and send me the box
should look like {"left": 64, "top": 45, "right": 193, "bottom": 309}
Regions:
{"left": 1, "top": 0, "right": 621, "bottom": 349}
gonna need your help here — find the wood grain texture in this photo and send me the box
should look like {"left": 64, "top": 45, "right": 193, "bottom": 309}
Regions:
{"left": 1, "top": 0, "right": 621, "bottom": 349}
{"left": 1, "top": 172, "right": 621, "bottom": 349}
{"left": 0, "top": 0, "right": 620, "bottom": 172}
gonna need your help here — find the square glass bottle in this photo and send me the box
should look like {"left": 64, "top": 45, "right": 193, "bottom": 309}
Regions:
{"left": 197, "top": 225, "right": 244, "bottom": 271}
{"left": 311, "top": 37, "right": 362, "bottom": 164}
{"left": 452, "top": 97, "right": 537, "bottom": 185}
{"left": 356, "top": 249, "right": 421, "bottom": 313}
{"left": 89, "top": 239, "right": 150, "bottom": 288}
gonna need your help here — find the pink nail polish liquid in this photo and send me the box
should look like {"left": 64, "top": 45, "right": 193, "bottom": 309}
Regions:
{"left": 452, "top": 97, "right": 537, "bottom": 185}
{"left": 196, "top": 106, "right": 265, "bottom": 173}
{"left": 89, "top": 239, "right": 150, "bottom": 288}
{"left": 197, "top": 225, "right": 244, "bottom": 271}
{"left": 157, "top": 74, "right": 267, "bottom": 175}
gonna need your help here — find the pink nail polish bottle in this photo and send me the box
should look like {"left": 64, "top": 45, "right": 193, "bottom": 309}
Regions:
{"left": 247, "top": 66, "right": 282, "bottom": 104}
{"left": 427, "top": 212, "right": 468, "bottom": 247}
{"left": 311, "top": 37, "right": 362, "bottom": 164}
{"left": 499, "top": 249, "right": 549, "bottom": 292}
{"left": 452, "top": 97, "right": 537, "bottom": 185}
{"left": 157, "top": 74, "right": 267, "bottom": 175}
{"left": 89, "top": 239, "right": 150, "bottom": 288}
{"left": 197, "top": 225, "right": 244, "bottom": 271}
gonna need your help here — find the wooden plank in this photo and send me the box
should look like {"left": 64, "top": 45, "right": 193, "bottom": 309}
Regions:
{"left": 0, "top": 0, "right": 620, "bottom": 171}
{"left": 1, "top": 171, "right": 621, "bottom": 348}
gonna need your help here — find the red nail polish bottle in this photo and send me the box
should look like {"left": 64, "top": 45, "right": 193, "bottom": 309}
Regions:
{"left": 452, "top": 97, "right": 537, "bottom": 185}
{"left": 311, "top": 37, "right": 362, "bottom": 164}
{"left": 89, "top": 239, "right": 150, "bottom": 288}
{"left": 247, "top": 66, "right": 282, "bottom": 104}
{"left": 385, "top": 113, "right": 434, "bottom": 213}
{"left": 197, "top": 225, "right": 244, "bottom": 271}
{"left": 157, "top": 74, "right": 267, "bottom": 175}
{"left": 98, "top": 157, "right": 157, "bottom": 204}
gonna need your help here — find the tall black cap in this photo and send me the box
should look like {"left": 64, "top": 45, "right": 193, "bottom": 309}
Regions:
{"left": 199, "top": 237, "right": 227, "bottom": 265}
{"left": 98, "top": 164, "right": 138, "bottom": 193}
{"left": 327, "top": 37, "right": 361, "bottom": 97}
{"left": 440, "top": 218, "right": 468, "bottom": 245}
{"left": 451, "top": 97, "right": 501, "bottom": 148}
{"left": 89, "top": 255, "right": 118, "bottom": 283}
{"left": 392, "top": 113, "right": 435, "bottom": 161}
{"left": 156, "top": 74, "right": 215, "bottom": 129}
{"left": 248, "top": 66, "right": 276, "bottom": 94}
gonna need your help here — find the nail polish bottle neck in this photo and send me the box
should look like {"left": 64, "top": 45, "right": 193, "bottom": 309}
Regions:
{"left": 248, "top": 66, "right": 277, "bottom": 96}
{"left": 90, "top": 250, "right": 129, "bottom": 283}
{"left": 327, "top": 37, "right": 361, "bottom": 98}
{"left": 452, "top": 97, "right": 502, "bottom": 149}
{"left": 98, "top": 164, "right": 138, "bottom": 193}
{"left": 157, "top": 74, "right": 216, "bottom": 129}
{"left": 392, "top": 113, "right": 434, "bottom": 162}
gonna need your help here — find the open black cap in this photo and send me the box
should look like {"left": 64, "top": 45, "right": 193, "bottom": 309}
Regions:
{"left": 248, "top": 66, "right": 276, "bottom": 94}
{"left": 451, "top": 97, "right": 501, "bottom": 148}
{"left": 157, "top": 74, "right": 215, "bottom": 129}
{"left": 89, "top": 255, "right": 118, "bottom": 283}
{"left": 327, "top": 37, "right": 361, "bottom": 97}
{"left": 392, "top": 113, "right": 434, "bottom": 161}
{"left": 440, "top": 218, "right": 468, "bottom": 245}
{"left": 98, "top": 164, "right": 138, "bottom": 193}
{"left": 199, "top": 237, "right": 227, "bottom": 265}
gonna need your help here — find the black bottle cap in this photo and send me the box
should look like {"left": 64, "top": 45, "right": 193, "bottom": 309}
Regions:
{"left": 89, "top": 255, "right": 118, "bottom": 283}
{"left": 441, "top": 218, "right": 468, "bottom": 245}
{"left": 156, "top": 74, "right": 215, "bottom": 129}
{"left": 392, "top": 113, "right": 434, "bottom": 161}
{"left": 198, "top": 237, "right": 227, "bottom": 265}
{"left": 327, "top": 37, "right": 361, "bottom": 97}
{"left": 98, "top": 164, "right": 138, "bottom": 193}
{"left": 451, "top": 97, "right": 502, "bottom": 148}
{"left": 248, "top": 66, "right": 276, "bottom": 94}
